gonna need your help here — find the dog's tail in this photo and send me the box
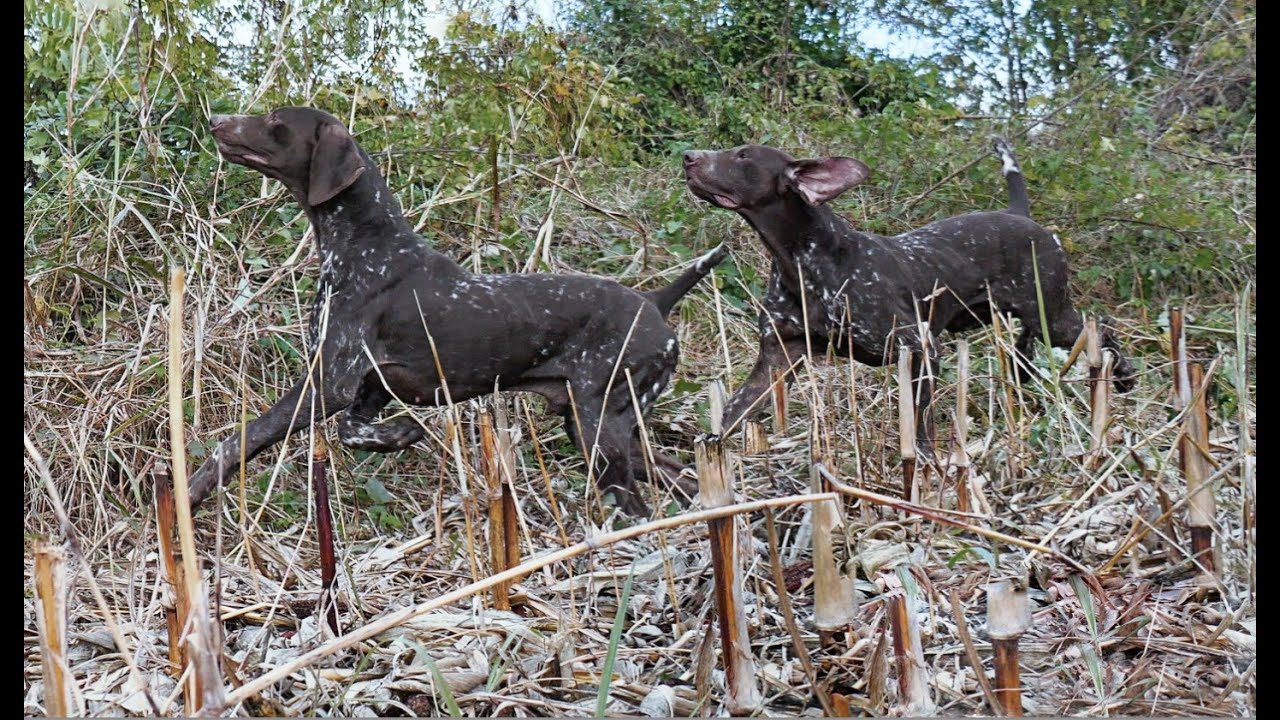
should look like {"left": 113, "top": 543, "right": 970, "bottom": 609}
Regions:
{"left": 642, "top": 244, "right": 729, "bottom": 318}
{"left": 991, "top": 136, "right": 1031, "bottom": 218}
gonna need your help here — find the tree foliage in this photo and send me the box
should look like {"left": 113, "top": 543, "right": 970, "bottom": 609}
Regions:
{"left": 565, "top": 0, "right": 946, "bottom": 150}
{"left": 24, "top": 0, "right": 1254, "bottom": 325}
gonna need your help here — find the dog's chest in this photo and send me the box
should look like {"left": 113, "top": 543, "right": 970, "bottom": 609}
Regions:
{"left": 302, "top": 257, "right": 392, "bottom": 353}
{"left": 762, "top": 264, "right": 883, "bottom": 346}
{"left": 757, "top": 243, "right": 921, "bottom": 348}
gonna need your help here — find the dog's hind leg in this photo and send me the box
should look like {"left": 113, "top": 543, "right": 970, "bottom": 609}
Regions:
{"left": 621, "top": 357, "right": 698, "bottom": 504}
{"left": 901, "top": 329, "right": 940, "bottom": 458}
{"left": 337, "top": 369, "right": 426, "bottom": 451}
{"left": 564, "top": 403, "right": 650, "bottom": 516}
{"left": 630, "top": 443, "right": 698, "bottom": 506}
{"left": 1011, "top": 316, "right": 1043, "bottom": 386}
{"left": 597, "top": 418, "right": 650, "bottom": 515}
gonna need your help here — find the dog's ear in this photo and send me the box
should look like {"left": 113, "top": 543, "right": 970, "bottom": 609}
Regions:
{"left": 307, "top": 123, "right": 366, "bottom": 206}
{"left": 783, "top": 157, "right": 870, "bottom": 205}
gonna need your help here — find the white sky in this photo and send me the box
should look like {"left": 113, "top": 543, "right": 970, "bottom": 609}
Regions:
{"left": 418, "top": 0, "right": 937, "bottom": 59}
{"left": 213, "top": 0, "right": 941, "bottom": 101}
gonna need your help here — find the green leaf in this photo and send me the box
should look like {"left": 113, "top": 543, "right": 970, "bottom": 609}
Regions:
{"left": 1070, "top": 574, "right": 1099, "bottom": 640}
{"left": 947, "top": 545, "right": 996, "bottom": 570}
{"left": 1194, "top": 247, "right": 1217, "bottom": 270}
{"left": 595, "top": 561, "right": 638, "bottom": 717}
{"left": 673, "top": 379, "right": 703, "bottom": 396}
{"left": 894, "top": 564, "right": 919, "bottom": 600}
{"left": 424, "top": 656, "right": 463, "bottom": 717}
{"left": 364, "top": 477, "right": 393, "bottom": 504}
{"left": 1080, "top": 642, "right": 1106, "bottom": 698}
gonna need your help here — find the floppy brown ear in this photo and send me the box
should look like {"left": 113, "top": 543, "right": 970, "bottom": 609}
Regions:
{"left": 783, "top": 157, "right": 870, "bottom": 205}
{"left": 307, "top": 123, "right": 366, "bottom": 206}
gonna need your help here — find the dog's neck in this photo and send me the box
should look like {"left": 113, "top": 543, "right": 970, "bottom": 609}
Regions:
{"left": 302, "top": 150, "right": 459, "bottom": 286}
{"left": 740, "top": 196, "right": 857, "bottom": 296}
{"left": 305, "top": 151, "right": 412, "bottom": 248}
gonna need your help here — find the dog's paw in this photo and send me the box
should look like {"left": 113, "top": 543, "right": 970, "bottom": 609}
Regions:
{"left": 1108, "top": 349, "right": 1138, "bottom": 394}
{"left": 602, "top": 482, "right": 652, "bottom": 517}
{"left": 913, "top": 438, "right": 938, "bottom": 463}
{"left": 635, "top": 464, "right": 697, "bottom": 505}
{"left": 662, "top": 466, "right": 699, "bottom": 503}
{"left": 187, "top": 463, "right": 219, "bottom": 510}
{"left": 339, "top": 418, "right": 424, "bottom": 451}
{"left": 385, "top": 420, "right": 426, "bottom": 449}
{"left": 1113, "top": 369, "right": 1138, "bottom": 394}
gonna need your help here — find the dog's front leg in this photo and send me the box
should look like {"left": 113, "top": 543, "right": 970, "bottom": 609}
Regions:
{"left": 903, "top": 331, "right": 941, "bottom": 459}
{"left": 1097, "top": 317, "right": 1137, "bottom": 393}
{"left": 337, "top": 368, "right": 426, "bottom": 451}
{"left": 188, "top": 379, "right": 336, "bottom": 509}
{"left": 722, "top": 333, "right": 811, "bottom": 432}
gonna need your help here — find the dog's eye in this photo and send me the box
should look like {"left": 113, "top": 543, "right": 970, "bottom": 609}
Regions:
{"left": 736, "top": 150, "right": 749, "bottom": 160}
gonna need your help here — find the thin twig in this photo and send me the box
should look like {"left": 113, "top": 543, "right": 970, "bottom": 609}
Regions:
{"left": 218, "top": 491, "right": 839, "bottom": 710}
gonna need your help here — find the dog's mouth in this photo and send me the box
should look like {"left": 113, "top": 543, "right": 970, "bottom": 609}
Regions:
{"left": 211, "top": 128, "right": 269, "bottom": 168}
{"left": 215, "top": 142, "right": 269, "bottom": 168}
{"left": 706, "top": 192, "right": 740, "bottom": 210}
{"left": 685, "top": 177, "right": 741, "bottom": 210}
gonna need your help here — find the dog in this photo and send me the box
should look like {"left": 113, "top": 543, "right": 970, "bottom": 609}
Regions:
{"left": 682, "top": 138, "right": 1135, "bottom": 449}
{"left": 192, "top": 106, "right": 726, "bottom": 515}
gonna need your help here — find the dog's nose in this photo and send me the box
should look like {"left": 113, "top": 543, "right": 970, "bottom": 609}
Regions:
{"left": 683, "top": 151, "right": 701, "bottom": 168}
{"left": 210, "top": 115, "right": 232, "bottom": 133}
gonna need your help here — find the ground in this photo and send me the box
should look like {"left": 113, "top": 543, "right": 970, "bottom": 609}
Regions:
{"left": 22, "top": 218, "right": 1255, "bottom": 714}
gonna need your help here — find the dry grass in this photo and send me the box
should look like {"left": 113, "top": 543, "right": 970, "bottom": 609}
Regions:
{"left": 24, "top": 138, "right": 1255, "bottom": 717}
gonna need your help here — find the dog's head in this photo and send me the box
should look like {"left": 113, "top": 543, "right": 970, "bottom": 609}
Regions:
{"left": 211, "top": 107, "right": 366, "bottom": 207}
{"left": 683, "top": 145, "right": 870, "bottom": 211}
